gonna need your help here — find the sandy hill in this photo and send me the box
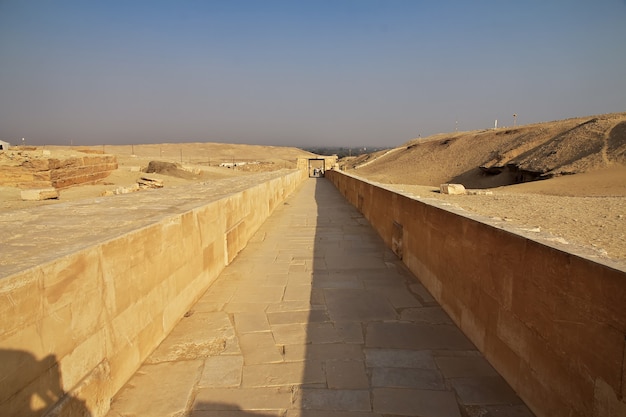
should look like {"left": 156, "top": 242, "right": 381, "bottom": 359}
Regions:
{"left": 344, "top": 112, "right": 626, "bottom": 190}
{"left": 341, "top": 112, "right": 626, "bottom": 263}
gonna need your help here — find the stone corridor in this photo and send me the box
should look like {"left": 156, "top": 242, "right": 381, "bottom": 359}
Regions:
{"left": 105, "top": 178, "right": 533, "bottom": 417}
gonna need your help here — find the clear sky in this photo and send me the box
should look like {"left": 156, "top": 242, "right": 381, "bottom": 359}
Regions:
{"left": 1, "top": 1, "right": 625, "bottom": 147}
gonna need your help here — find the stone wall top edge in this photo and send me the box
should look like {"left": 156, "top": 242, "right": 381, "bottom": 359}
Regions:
{"left": 329, "top": 170, "right": 626, "bottom": 273}
{"left": 0, "top": 170, "right": 302, "bottom": 280}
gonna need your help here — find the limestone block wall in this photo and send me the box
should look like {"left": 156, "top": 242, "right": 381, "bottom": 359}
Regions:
{"left": 0, "top": 168, "right": 306, "bottom": 417}
{"left": 0, "top": 152, "right": 118, "bottom": 188}
{"left": 326, "top": 170, "right": 626, "bottom": 417}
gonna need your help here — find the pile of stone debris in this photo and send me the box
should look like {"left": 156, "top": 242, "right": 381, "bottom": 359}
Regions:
{"left": 101, "top": 177, "right": 163, "bottom": 196}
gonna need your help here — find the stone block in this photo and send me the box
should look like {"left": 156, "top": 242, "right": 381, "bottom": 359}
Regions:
{"left": 20, "top": 187, "right": 58, "bottom": 200}
{"left": 58, "top": 329, "right": 107, "bottom": 391}
{"left": 40, "top": 304, "right": 74, "bottom": 357}
{"left": 439, "top": 183, "right": 466, "bottom": 195}
{"left": 0, "top": 271, "right": 43, "bottom": 336}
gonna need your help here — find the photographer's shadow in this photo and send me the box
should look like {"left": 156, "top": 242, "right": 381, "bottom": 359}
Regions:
{"left": 0, "top": 349, "right": 92, "bottom": 417}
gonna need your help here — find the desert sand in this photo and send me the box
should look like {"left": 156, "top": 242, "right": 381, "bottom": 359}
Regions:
{"left": 381, "top": 165, "right": 625, "bottom": 262}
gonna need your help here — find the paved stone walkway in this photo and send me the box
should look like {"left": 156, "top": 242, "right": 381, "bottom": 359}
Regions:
{"left": 106, "top": 179, "right": 534, "bottom": 417}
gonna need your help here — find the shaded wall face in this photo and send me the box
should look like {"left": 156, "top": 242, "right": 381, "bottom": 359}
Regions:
{"left": 0, "top": 168, "right": 307, "bottom": 417}
{"left": 326, "top": 170, "right": 626, "bottom": 417}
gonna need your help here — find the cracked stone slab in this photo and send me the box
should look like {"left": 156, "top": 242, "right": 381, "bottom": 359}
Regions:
{"left": 147, "top": 312, "right": 239, "bottom": 363}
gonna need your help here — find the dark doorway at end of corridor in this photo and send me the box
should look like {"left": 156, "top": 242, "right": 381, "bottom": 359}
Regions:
{"left": 308, "top": 158, "right": 326, "bottom": 178}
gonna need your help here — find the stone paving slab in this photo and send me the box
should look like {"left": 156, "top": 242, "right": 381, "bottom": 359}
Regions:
{"left": 106, "top": 178, "right": 535, "bottom": 417}
{"left": 109, "top": 360, "right": 203, "bottom": 416}
{"left": 372, "top": 388, "right": 461, "bottom": 417}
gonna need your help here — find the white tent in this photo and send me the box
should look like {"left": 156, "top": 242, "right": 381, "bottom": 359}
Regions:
{"left": 0, "top": 140, "right": 10, "bottom": 151}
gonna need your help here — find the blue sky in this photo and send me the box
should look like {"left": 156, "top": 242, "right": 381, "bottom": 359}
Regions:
{"left": 1, "top": 1, "right": 625, "bottom": 147}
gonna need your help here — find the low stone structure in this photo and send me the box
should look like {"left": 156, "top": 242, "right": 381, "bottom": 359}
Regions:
{"left": 327, "top": 170, "right": 626, "bottom": 417}
{"left": 0, "top": 149, "right": 118, "bottom": 189}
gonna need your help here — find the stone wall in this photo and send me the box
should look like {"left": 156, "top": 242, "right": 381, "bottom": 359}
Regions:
{"left": 0, "top": 151, "right": 118, "bottom": 188}
{"left": 0, "top": 168, "right": 307, "bottom": 417}
{"left": 326, "top": 170, "right": 626, "bottom": 417}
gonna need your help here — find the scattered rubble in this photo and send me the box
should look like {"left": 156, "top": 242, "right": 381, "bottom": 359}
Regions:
{"left": 102, "top": 177, "right": 163, "bottom": 196}
{"left": 137, "top": 177, "right": 163, "bottom": 189}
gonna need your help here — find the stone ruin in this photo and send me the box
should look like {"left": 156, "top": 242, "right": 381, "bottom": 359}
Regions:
{"left": 0, "top": 148, "right": 118, "bottom": 199}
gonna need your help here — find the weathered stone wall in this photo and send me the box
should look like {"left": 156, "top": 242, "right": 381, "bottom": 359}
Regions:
{"left": 0, "top": 168, "right": 307, "bottom": 417}
{"left": 326, "top": 170, "right": 626, "bottom": 417}
{"left": 0, "top": 151, "right": 118, "bottom": 188}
